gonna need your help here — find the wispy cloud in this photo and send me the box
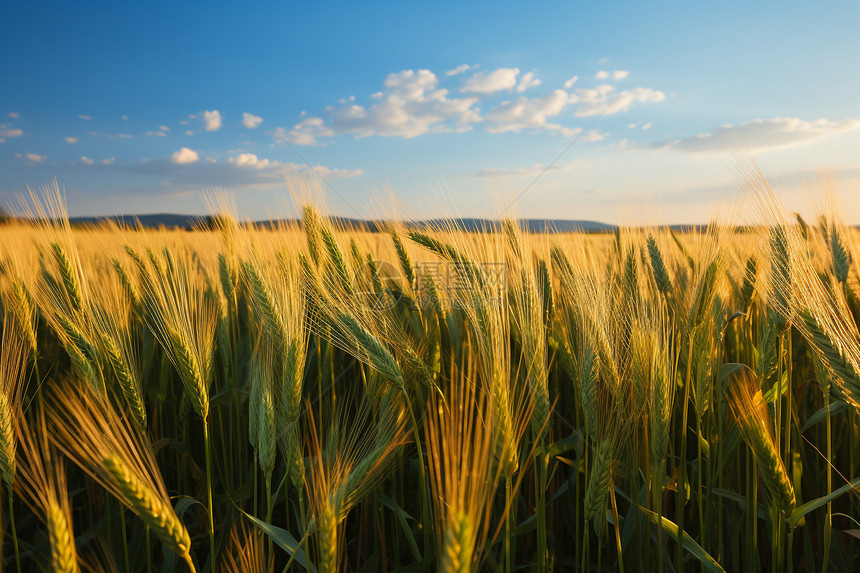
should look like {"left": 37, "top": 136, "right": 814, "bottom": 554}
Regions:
{"left": 654, "top": 117, "right": 860, "bottom": 152}
{"left": 445, "top": 64, "right": 474, "bottom": 76}
{"left": 15, "top": 152, "right": 45, "bottom": 164}
{"left": 517, "top": 72, "right": 541, "bottom": 93}
{"left": 485, "top": 90, "right": 578, "bottom": 136}
{"left": 121, "top": 152, "right": 361, "bottom": 191}
{"left": 242, "top": 112, "right": 263, "bottom": 129}
{"left": 272, "top": 115, "right": 334, "bottom": 146}
{"left": 65, "top": 137, "right": 79, "bottom": 144}
{"left": 79, "top": 114, "right": 92, "bottom": 120}
{"left": 461, "top": 67, "right": 520, "bottom": 94}
{"left": 595, "top": 70, "right": 629, "bottom": 80}
{"left": 0, "top": 126, "right": 23, "bottom": 140}
{"left": 563, "top": 75, "right": 579, "bottom": 89}
{"left": 475, "top": 160, "right": 581, "bottom": 178}
{"left": 7, "top": 112, "right": 19, "bottom": 119}
{"left": 80, "top": 156, "right": 114, "bottom": 166}
{"left": 572, "top": 85, "right": 665, "bottom": 116}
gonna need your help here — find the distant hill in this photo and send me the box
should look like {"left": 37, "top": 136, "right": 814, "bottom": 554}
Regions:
{"left": 68, "top": 213, "right": 618, "bottom": 233}
{"left": 68, "top": 213, "right": 205, "bottom": 228}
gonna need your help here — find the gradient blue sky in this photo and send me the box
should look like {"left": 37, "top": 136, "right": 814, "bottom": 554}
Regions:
{"left": 2, "top": 1, "right": 859, "bottom": 222}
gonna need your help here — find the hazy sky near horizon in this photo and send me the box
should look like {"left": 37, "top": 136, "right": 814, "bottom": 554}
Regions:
{"left": 2, "top": 1, "right": 859, "bottom": 223}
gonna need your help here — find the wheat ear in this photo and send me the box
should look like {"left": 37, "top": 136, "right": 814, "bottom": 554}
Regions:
{"left": 103, "top": 454, "right": 194, "bottom": 565}
{"left": 48, "top": 503, "right": 80, "bottom": 573}
{"left": 726, "top": 368, "right": 796, "bottom": 518}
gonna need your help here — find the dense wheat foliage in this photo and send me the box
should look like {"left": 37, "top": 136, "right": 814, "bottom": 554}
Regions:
{"left": 1, "top": 175, "right": 860, "bottom": 572}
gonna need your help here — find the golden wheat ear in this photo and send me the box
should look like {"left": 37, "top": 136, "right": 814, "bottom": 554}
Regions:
{"left": 45, "top": 381, "right": 196, "bottom": 569}
{"left": 14, "top": 408, "right": 81, "bottom": 572}
{"left": 426, "top": 357, "right": 503, "bottom": 573}
{"left": 726, "top": 367, "right": 796, "bottom": 518}
{"left": 0, "top": 312, "right": 29, "bottom": 496}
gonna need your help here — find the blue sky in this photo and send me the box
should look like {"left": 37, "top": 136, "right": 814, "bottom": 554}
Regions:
{"left": 2, "top": 0, "right": 859, "bottom": 222}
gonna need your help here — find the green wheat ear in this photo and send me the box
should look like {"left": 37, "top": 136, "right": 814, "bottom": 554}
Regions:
{"left": 584, "top": 438, "right": 613, "bottom": 536}
{"left": 0, "top": 392, "right": 15, "bottom": 492}
{"left": 440, "top": 510, "right": 474, "bottom": 573}
{"left": 100, "top": 332, "right": 147, "bottom": 430}
{"left": 51, "top": 242, "right": 83, "bottom": 312}
{"left": 48, "top": 503, "right": 80, "bottom": 573}
{"left": 103, "top": 454, "right": 193, "bottom": 562}
{"left": 646, "top": 235, "right": 672, "bottom": 297}
{"left": 317, "top": 502, "right": 338, "bottom": 573}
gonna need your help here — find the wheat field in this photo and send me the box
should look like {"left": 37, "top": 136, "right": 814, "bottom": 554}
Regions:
{"left": 1, "top": 174, "right": 859, "bottom": 572}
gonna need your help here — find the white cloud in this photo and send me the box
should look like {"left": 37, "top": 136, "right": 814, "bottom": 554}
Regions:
{"left": 122, "top": 154, "right": 362, "bottom": 191}
{"left": 657, "top": 117, "right": 860, "bottom": 152}
{"left": 573, "top": 85, "right": 666, "bottom": 116}
{"left": 475, "top": 161, "right": 581, "bottom": 178}
{"left": 20, "top": 153, "right": 45, "bottom": 163}
{"left": 0, "top": 126, "right": 23, "bottom": 138}
{"left": 628, "top": 123, "right": 637, "bottom": 129}
{"left": 327, "top": 69, "right": 481, "bottom": 138}
{"left": 596, "top": 70, "right": 629, "bottom": 80}
{"left": 311, "top": 165, "right": 364, "bottom": 179}
{"left": 171, "top": 147, "right": 199, "bottom": 164}
{"left": 242, "top": 112, "right": 263, "bottom": 129}
{"left": 186, "top": 130, "right": 194, "bottom": 136}
{"left": 146, "top": 125, "right": 170, "bottom": 136}
{"left": 461, "top": 67, "right": 520, "bottom": 94}
{"left": 122, "top": 115, "right": 129, "bottom": 121}
{"left": 517, "top": 72, "right": 541, "bottom": 93}
{"left": 77, "top": 155, "right": 113, "bottom": 166}
{"left": 485, "top": 90, "right": 579, "bottom": 136}
{"left": 8, "top": 112, "right": 19, "bottom": 118}
{"left": 117, "top": 133, "right": 133, "bottom": 139}
{"left": 446, "top": 64, "right": 474, "bottom": 76}
{"left": 180, "top": 120, "right": 190, "bottom": 125}
{"left": 264, "top": 66, "right": 660, "bottom": 144}
{"left": 273, "top": 116, "right": 334, "bottom": 146}
{"left": 79, "top": 114, "right": 92, "bottom": 120}
{"left": 642, "top": 122, "right": 652, "bottom": 130}
{"left": 203, "top": 110, "right": 222, "bottom": 131}
{"left": 65, "top": 137, "right": 79, "bottom": 144}
{"left": 230, "top": 153, "right": 271, "bottom": 168}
